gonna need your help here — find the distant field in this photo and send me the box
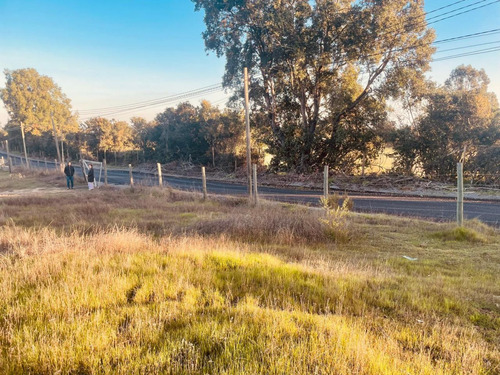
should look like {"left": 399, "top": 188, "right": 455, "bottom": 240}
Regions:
{"left": 0, "top": 182, "right": 499, "bottom": 374}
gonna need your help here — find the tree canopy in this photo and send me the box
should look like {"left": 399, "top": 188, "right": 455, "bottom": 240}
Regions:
{"left": 392, "top": 65, "right": 499, "bottom": 177}
{"left": 193, "top": 0, "right": 435, "bottom": 171}
{"left": 0, "top": 68, "right": 78, "bottom": 136}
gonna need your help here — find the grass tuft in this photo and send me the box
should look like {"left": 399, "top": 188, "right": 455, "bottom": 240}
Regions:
{"left": 431, "top": 226, "right": 487, "bottom": 243}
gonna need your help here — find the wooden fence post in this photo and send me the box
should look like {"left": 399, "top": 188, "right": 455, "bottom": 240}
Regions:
{"left": 252, "top": 164, "right": 259, "bottom": 206}
{"left": 457, "top": 162, "right": 464, "bottom": 227}
{"left": 129, "top": 164, "right": 134, "bottom": 186}
{"left": 323, "top": 165, "right": 329, "bottom": 200}
{"left": 5, "top": 140, "right": 12, "bottom": 174}
{"left": 103, "top": 158, "right": 108, "bottom": 186}
{"left": 157, "top": 163, "right": 163, "bottom": 187}
{"left": 202, "top": 167, "right": 208, "bottom": 201}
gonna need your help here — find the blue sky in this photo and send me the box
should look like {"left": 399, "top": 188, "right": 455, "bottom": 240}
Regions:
{"left": 0, "top": 0, "right": 499, "bottom": 125}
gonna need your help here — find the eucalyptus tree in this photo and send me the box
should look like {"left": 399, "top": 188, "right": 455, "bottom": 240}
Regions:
{"left": 415, "top": 66, "right": 499, "bottom": 177}
{"left": 0, "top": 68, "right": 78, "bottom": 162}
{"left": 83, "top": 117, "right": 136, "bottom": 162}
{"left": 192, "top": 0, "right": 435, "bottom": 171}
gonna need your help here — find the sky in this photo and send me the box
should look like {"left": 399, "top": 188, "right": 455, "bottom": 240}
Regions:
{"left": 0, "top": 0, "right": 499, "bottom": 126}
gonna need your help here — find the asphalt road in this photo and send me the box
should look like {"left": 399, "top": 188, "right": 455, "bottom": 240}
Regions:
{"left": 2, "top": 152, "right": 499, "bottom": 226}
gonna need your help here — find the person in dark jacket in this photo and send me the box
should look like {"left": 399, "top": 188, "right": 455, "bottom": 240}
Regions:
{"left": 64, "top": 161, "right": 75, "bottom": 189}
{"left": 87, "top": 164, "right": 95, "bottom": 190}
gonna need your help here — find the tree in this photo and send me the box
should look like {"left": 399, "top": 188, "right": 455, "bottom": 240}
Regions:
{"left": 153, "top": 103, "right": 209, "bottom": 164}
{"left": 391, "top": 65, "right": 499, "bottom": 178}
{"left": 199, "top": 100, "right": 244, "bottom": 168}
{"left": 192, "top": 0, "right": 435, "bottom": 171}
{"left": 416, "top": 66, "right": 498, "bottom": 177}
{"left": 83, "top": 117, "right": 135, "bottom": 161}
{"left": 0, "top": 68, "right": 78, "bottom": 161}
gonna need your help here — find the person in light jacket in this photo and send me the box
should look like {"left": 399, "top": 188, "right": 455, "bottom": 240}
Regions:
{"left": 87, "top": 164, "right": 95, "bottom": 190}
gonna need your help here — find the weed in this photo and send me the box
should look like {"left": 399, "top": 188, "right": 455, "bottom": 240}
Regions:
{"left": 320, "top": 194, "right": 353, "bottom": 243}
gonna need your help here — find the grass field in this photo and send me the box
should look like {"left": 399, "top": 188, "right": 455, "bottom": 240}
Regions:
{"left": 0, "top": 171, "right": 499, "bottom": 374}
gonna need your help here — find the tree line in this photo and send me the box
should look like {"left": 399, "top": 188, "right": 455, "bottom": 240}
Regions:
{"left": 1, "top": 0, "right": 499, "bottom": 181}
{"left": 0, "top": 69, "right": 247, "bottom": 169}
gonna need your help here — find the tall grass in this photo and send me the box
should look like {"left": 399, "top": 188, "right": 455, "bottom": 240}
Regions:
{"left": 0, "top": 186, "right": 499, "bottom": 374}
{"left": 1, "top": 226, "right": 498, "bottom": 374}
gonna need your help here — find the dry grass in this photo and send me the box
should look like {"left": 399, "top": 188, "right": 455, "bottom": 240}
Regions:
{"left": 0, "top": 169, "right": 65, "bottom": 191}
{"left": 0, "top": 185, "right": 499, "bottom": 374}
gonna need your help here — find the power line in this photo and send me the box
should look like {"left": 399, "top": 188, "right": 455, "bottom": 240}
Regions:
{"left": 428, "top": 0, "right": 500, "bottom": 25}
{"left": 435, "top": 40, "right": 500, "bottom": 54}
{"left": 349, "top": 28, "right": 500, "bottom": 62}
{"left": 427, "top": 0, "right": 490, "bottom": 21}
{"left": 75, "top": 2, "right": 500, "bottom": 120}
{"left": 433, "top": 46, "right": 500, "bottom": 61}
{"left": 77, "top": 84, "right": 222, "bottom": 114}
{"left": 78, "top": 85, "right": 224, "bottom": 120}
{"left": 433, "top": 28, "right": 500, "bottom": 44}
{"left": 77, "top": 27, "right": 500, "bottom": 120}
{"left": 426, "top": 0, "right": 472, "bottom": 15}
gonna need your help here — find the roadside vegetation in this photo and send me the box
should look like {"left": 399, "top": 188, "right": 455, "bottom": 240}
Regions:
{"left": 0, "top": 178, "right": 499, "bottom": 374}
{"left": 0, "top": 169, "right": 65, "bottom": 191}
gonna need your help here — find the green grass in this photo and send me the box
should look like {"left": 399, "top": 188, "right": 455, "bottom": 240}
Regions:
{"left": 431, "top": 226, "right": 488, "bottom": 243}
{"left": 0, "top": 185, "right": 499, "bottom": 374}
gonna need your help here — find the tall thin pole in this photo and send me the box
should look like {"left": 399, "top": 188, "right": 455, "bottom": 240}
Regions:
{"left": 50, "top": 113, "right": 62, "bottom": 164}
{"left": 323, "top": 165, "right": 329, "bottom": 200}
{"left": 244, "top": 67, "right": 253, "bottom": 199}
{"left": 129, "top": 164, "right": 134, "bottom": 186}
{"left": 157, "top": 163, "right": 163, "bottom": 187}
{"left": 61, "top": 140, "right": 65, "bottom": 164}
{"left": 202, "top": 166, "right": 208, "bottom": 201}
{"left": 457, "top": 162, "right": 464, "bottom": 227}
{"left": 5, "top": 140, "right": 12, "bottom": 174}
{"left": 252, "top": 164, "right": 259, "bottom": 206}
{"left": 103, "top": 158, "right": 108, "bottom": 185}
{"left": 20, "top": 122, "right": 29, "bottom": 169}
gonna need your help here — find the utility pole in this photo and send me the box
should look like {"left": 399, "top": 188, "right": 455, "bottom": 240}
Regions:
{"left": 244, "top": 67, "right": 253, "bottom": 200}
{"left": 5, "top": 140, "right": 12, "bottom": 174}
{"left": 50, "top": 112, "right": 62, "bottom": 164}
{"left": 20, "top": 122, "right": 29, "bottom": 169}
{"left": 61, "top": 140, "right": 65, "bottom": 164}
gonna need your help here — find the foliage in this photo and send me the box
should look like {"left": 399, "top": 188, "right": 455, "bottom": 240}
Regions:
{"left": 0, "top": 68, "right": 78, "bottom": 136}
{"left": 130, "top": 116, "right": 156, "bottom": 151}
{"left": 391, "top": 65, "right": 500, "bottom": 178}
{"left": 144, "top": 101, "right": 245, "bottom": 168}
{"left": 0, "top": 68, "right": 79, "bottom": 159}
{"left": 82, "top": 117, "right": 136, "bottom": 159}
{"left": 193, "top": 0, "right": 435, "bottom": 171}
{"left": 390, "top": 126, "right": 420, "bottom": 175}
